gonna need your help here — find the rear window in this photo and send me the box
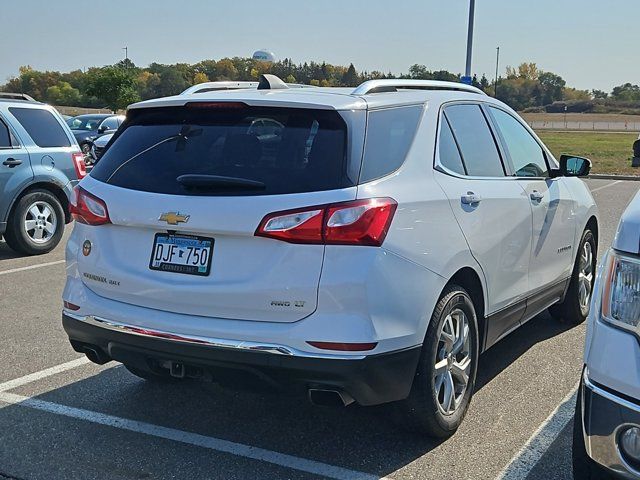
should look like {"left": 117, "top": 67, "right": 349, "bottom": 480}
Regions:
{"left": 9, "top": 107, "right": 71, "bottom": 148}
{"left": 91, "top": 105, "right": 351, "bottom": 196}
{"left": 359, "top": 105, "right": 423, "bottom": 183}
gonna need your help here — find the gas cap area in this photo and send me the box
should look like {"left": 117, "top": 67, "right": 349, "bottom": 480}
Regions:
{"left": 41, "top": 155, "right": 55, "bottom": 171}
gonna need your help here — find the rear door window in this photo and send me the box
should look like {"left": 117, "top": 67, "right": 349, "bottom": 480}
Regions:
{"left": 438, "top": 116, "right": 466, "bottom": 175}
{"left": 9, "top": 108, "right": 71, "bottom": 148}
{"left": 91, "top": 105, "right": 351, "bottom": 196}
{"left": 360, "top": 105, "right": 423, "bottom": 182}
{"left": 444, "top": 104, "right": 504, "bottom": 177}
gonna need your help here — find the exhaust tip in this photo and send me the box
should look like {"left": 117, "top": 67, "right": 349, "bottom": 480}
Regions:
{"left": 308, "top": 388, "right": 354, "bottom": 407}
{"left": 83, "top": 347, "right": 110, "bottom": 365}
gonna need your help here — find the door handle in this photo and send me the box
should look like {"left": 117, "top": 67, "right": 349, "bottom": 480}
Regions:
{"left": 461, "top": 192, "right": 482, "bottom": 205}
{"left": 2, "top": 158, "right": 22, "bottom": 167}
{"left": 530, "top": 190, "right": 544, "bottom": 202}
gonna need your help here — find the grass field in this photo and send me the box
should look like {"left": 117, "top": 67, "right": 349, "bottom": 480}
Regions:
{"left": 536, "top": 131, "right": 639, "bottom": 176}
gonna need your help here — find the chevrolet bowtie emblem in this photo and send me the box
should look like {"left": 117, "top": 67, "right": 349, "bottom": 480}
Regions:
{"left": 158, "top": 212, "right": 190, "bottom": 225}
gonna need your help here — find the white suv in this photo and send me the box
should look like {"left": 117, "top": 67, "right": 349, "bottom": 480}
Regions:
{"left": 574, "top": 190, "right": 640, "bottom": 478}
{"left": 62, "top": 75, "right": 598, "bottom": 437}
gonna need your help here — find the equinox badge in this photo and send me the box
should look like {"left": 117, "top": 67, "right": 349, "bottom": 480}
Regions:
{"left": 158, "top": 212, "right": 190, "bottom": 225}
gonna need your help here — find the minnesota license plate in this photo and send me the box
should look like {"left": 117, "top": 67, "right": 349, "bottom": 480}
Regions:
{"left": 149, "top": 233, "right": 214, "bottom": 276}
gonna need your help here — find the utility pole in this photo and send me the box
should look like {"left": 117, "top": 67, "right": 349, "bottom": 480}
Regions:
{"left": 122, "top": 46, "right": 128, "bottom": 62}
{"left": 462, "top": 0, "right": 476, "bottom": 85}
{"left": 494, "top": 46, "right": 500, "bottom": 97}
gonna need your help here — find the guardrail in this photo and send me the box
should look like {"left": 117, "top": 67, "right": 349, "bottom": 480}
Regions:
{"left": 528, "top": 121, "right": 640, "bottom": 132}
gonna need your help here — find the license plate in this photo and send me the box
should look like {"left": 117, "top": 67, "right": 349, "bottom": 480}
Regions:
{"left": 149, "top": 233, "right": 214, "bottom": 276}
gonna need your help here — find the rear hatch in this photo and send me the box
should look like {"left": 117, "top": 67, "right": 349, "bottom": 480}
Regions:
{"left": 77, "top": 103, "right": 360, "bottom": 322}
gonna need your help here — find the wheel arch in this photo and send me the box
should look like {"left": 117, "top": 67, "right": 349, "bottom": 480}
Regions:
{"left": 8, "top": 181, "right": 72, "bottom": 224}
{"left": 446, "top": 267, "right": 487, "bottom": 352}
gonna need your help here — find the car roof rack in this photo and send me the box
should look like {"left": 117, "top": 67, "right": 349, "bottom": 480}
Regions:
{"left": 181, "top": 75, "right": 316, "bottom": 95}
{"left": 0, "top": 92, "right": 36, "bottom": 102}
{"left": 352, "top": 80, "right": 486, "bottom": 96}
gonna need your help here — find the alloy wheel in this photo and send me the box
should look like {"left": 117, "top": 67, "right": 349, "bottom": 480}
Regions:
{"left": 578, "top": 241, "right": 594, "bottom": 310}
{"left": 23, "top": 201, "right": 57, "bottom": 244}
{"left": 434, "top": 308, "right": 472, "bottom": 415}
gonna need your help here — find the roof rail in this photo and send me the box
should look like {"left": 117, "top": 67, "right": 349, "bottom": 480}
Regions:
{"left": 0, "top": 92, "right": 36, "bottom": 102}
{"left": 352, "top": 80, "right": 486, "bottom": 96}
{"left": 181, "top": 81, "right": 259, "bottom": 95}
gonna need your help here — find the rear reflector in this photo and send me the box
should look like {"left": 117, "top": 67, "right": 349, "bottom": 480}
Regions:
{"left": 256, "top": 198, "right": 397, "bottom": 246}
{"left": 307, "top": 341, "right": 378, "bottom": 351}
{"left": 71, "top": 152, "right": 87, "bottom": 179}
{"left": 63, "top": 301, "right": 80, "bottom": 311}
{"left": 70, "top": 186, "right": 111, "bottom": 226}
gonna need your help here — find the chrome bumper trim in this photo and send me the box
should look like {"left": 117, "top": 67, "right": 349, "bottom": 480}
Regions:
{"left": 583, "top": 368, "right": 640, "bottom": 479}
{"left": 63, "top": 311, "right": 367, "bottom": 360}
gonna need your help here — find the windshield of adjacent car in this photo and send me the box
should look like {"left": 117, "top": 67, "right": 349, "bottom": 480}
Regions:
{"left": 67, "top": 115, "right": 107, "bottom": 131}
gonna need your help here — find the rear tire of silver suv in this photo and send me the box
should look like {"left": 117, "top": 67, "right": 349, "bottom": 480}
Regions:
{"left": 396, "top": 285, "right": 479, "bottom": 438}
{"left": 549, "top": 228, "right": 597, "bottom": 324}
{"left": 4, "top": 189, "right": 65, "bottom": 255}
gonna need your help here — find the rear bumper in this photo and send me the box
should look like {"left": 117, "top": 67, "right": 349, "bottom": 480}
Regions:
{"left": 63, "top": 312, "right": 422, "bottom": 406}
{"left": 582, "top": 369, "right": 640, "bottom": 478}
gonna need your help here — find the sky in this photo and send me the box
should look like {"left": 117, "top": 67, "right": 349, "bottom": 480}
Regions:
{"left": 0, "top": 0, "right": 637, "bottom": 92}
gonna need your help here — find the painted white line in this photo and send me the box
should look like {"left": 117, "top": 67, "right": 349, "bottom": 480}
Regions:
{"left": 0, "top": 359, "right": 388, "bottom": 480}
{"left": 0, "top": 357, "right": 90, "bottom": 392}
{"left": 590, "top": 180, "right": 622, "bottom": 193}
{"left": 0, "top": 391, "right": 388, "bottom": 480}
{"left": 0, "top": 259, "right": 65, "bottom": 276}
{"left": 496, "top": 382, "right": 579, "bottom": 480}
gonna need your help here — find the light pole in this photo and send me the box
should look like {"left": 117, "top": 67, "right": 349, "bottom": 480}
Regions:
{"left": 122, "top": 46, "right": 128, "bottom": 62}
{"left": 462, "top": 0, "right": 476, "bottom": 85}
{"left": 494, "top": 46, "right": 500, "bottom": 97}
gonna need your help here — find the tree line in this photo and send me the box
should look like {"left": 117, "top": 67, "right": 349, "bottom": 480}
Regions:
{"left": 2, "top": 57, "right": 639, "bottom": 114}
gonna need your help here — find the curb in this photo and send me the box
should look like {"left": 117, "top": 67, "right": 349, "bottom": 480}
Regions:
{"left": 588, "top": 174, "right": 640, "bottom": 181}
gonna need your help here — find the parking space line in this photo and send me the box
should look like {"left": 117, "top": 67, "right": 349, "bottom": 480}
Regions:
{"left": 590, "top": 180, "right": 622, "bottom": 193}
{"left": 0, "top": 357, "right": 89, "bottom": 392}
{"left": 495, "top": 382, "right": 579, "bottom": 480}
{"left": 0, "top": 259, "right": 65, "bottom": 276}
{"left": 0, "top": 360, "right": 389, "bottom": 480}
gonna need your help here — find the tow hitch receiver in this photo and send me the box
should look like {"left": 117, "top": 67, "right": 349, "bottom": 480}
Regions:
{"left": 170, "top": 361, "right": 186, "bottom": 378}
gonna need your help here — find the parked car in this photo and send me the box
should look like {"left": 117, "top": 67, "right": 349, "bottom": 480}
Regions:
{"left": 0, "top": 92, "right": 85, "bottom": 255}
{"left": 62, "top": 75, "right": 598, "bottom": 437}
{"left": 87, "top": 132, "right": 114, "bottom": 166}
{"left": 66, "top": 114, "right": 124, "bottom": 154}
{"left": 573, "top": 190, "right": 640, "bottom": 478}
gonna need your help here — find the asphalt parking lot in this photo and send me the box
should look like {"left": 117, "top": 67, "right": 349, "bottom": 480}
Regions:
{"left": 0, "top": 178, "right": 638, "bottom": 480}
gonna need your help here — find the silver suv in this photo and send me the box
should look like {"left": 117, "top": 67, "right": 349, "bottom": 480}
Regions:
{"left": 0, "top": 93, "right": 84, "bottom": 255}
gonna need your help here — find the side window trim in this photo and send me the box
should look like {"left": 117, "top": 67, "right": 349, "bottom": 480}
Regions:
{"left": 436, "top": 101, "right": 508, "bottom": 179}
{"left": 0, "top": 114, "right": 21, "bottom": 149}
{"left": 441, "top": 112, "right": 468, "bottom": 176}
{"left": 484, "top": 105, "right": 551, "bottom": 178}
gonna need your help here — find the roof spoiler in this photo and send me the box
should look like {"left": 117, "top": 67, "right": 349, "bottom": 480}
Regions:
{"left": 258, "top": 74, "right": 289, "bottom": 90}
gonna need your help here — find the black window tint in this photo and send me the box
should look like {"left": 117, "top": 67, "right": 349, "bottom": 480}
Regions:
{"left": 0, "top": 119, "right": 11, "bottom": 148}
{"left": 490, "top": 107, "right": 548, "bottom": 177}
{"left": 9, "top": 108, "right": 71, "bottom": 148}
{"left": 438, "top": 117, "right": 465, "bottom": 175}
{"left": 91, "top": 106, "right": 351, "bottom": 196}
{"left": 360, "top": 105, "right": 423, "bottom": 182}
{"left": 444, "top": 104, "right": 504, "bottom": 177}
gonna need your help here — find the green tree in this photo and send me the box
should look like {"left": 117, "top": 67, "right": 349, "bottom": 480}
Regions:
{"left": 538, "top": 72, "right": 566, "bottom": 105}
{"left": 85, "top": 65, "right": 140, "bottom": 111}
{"left": 46, "top": 81, "right": 81, "bottom": 105}
{"left": 341, "top": 63, "right": 359, "bottom": 86}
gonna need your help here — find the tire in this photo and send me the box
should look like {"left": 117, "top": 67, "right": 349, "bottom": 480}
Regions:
{"left": 4, "top": 189, "right": 65, "bottom": 255}
{"left": 549, "top": 228, "right": 596, "bottom": 324}
{"left": 395, "top": 285, "right": 479, "bottom": 438}
{"left": 124, "top": 364, "right": 184, "bottom": 384}
{"left": 572, "top": 379, "right": 611, "bottom": 479}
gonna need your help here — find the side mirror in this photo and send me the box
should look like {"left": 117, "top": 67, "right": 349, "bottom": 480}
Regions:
{"left": 557, "top": 155, "right": 591, "bottom": 177}
{"left": 97, "top": 125, "right": 108, "bottom": 134}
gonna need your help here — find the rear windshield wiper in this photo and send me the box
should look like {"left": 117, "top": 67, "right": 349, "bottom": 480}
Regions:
{"left": 176, "top": 174, "right": 266, "bottom": 191}
{"left": 105, "top": 125, "right": 202, "bottom": 184}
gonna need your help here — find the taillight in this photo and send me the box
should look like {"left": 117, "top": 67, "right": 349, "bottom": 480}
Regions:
{"left": 256, "top": 198, "right": 397, "bottom": 246}
{"left": 71, "top": 152, "right": 87, "bottom": 179}
{"left": 307, "top": 341, "right": 378, "bottom": 351}
{"left": 70, "top": 186, "right": 110, "bottom": 225}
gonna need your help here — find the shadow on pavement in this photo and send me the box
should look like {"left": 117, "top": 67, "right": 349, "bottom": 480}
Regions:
{"left": 0, "top": 310, "right": 577, "bottom": 480}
